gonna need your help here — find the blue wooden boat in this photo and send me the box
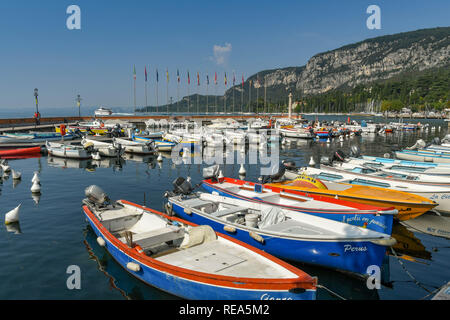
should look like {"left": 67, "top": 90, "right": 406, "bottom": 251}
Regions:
{"left": 167, "top": 191, "right": 396, "bottom": 277}
{"left": 82, "top": 185, "right": 317, "bottom": 300}
{"left": 201, "top": 177, "right": 396, "bottom": 235}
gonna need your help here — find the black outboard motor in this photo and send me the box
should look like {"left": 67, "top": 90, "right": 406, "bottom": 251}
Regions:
{"left": 332, "top": 149, "right": 346, "bottom": 163}
{"left": 260, "top": 163, "right": 286, "bottom": 184}
{"left": 282, "top": 160, "right": 297, "bottom": 171}
{"left": 172, "top": 177, "right": 194, "bottom": 195}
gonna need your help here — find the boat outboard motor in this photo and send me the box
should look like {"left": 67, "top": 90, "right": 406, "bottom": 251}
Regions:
{"left": 332, "top": 150, "right": 346, "bottom": 163}
{"left": 202, "top": 165, "right": 220, "bottom": 181}
{"left": 407, "top": 139, "right": 426, "bottom": 150}
{"left": 432, "top": 137, "right": 441, "bottom": 146}
{"left": 172, "top": 177, "right": 194, "bottom": 196}
{"left": 83, "top": 185, "right": 112, "bottom": 209}
{"left": 260, "top": 163, "right": 286, "bottom": 184}
{"left": 281, "top": 160, "right": 297, "bottom": 171}
{"left": 349, "top": 145, "right": 361, "bottom": 158}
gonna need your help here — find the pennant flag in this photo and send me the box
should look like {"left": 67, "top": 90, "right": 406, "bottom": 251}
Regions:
{"left": 207, "top": 74, "right": 209, "bottom": 85}
{"left": 156, "top": 69, "right": 159, "bottom": 82}
{"left": 224, "top": 72, "right": 227, "bottom": 86}
{"left": 177, "top": 69, "right": 180, "bottom": 83}
{"left": 145, "top": 66, "right": 147, "bottom": 82}
{"left": 166, "top": 68, "right": 169, "bottom": 83}
{"left": 133, "top": 65, "right": 136, "bottom": 80}
{"left": 233, "top": 72, "right": 235, "bottom": 86}
{"left": 214, "top": 72, "right": 217, "bottom": 85}
{"left": 197, "top": 72, "right": 200, "bottom": 86}
{"left": 187, "top": 71, "right": 190, "bottom": 84}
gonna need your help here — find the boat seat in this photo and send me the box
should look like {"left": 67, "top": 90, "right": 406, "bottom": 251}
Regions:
{"left": 181, "top": 198, "right": 211, "bottom": 209}
{"left": 132, "top": 226, "right": 185, "bottom": 250}
{"left": 211, "top": 206, "right": 248, "bottom": 217}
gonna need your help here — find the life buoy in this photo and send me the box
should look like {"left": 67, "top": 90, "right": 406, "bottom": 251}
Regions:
{"left": 292, "top": 173, "right": 328, "bottom": 189}
{"left": 60, "top": 124, "right": 66, "bottom": 136}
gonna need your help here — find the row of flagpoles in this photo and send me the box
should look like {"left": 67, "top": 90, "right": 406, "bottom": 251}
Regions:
{"left": 132, "top": 65, "right": 264, "bottom": 115}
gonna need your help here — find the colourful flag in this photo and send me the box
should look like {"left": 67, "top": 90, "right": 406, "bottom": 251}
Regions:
{"left": 144, "top": 66, "right": 147, "bottom": 82}
{"left": 177, "top": 69, "right": 180, "bottom": 83}
{"left": 197, "top": 72, "right": 200, "bottom": 86}
{"left": 187, "top": 71, "right": 190, "bottom": 84}
{"left": 156, "top": 69, "right": 159, "bottom": 82}
{"left": 224, "top": 72, "right": 227, "bottom": 86}
{"left": 214, "top": 72, "right": 217, "bottom": 85}
{"left": 166, "top": 68, "right": 169, "bottom": 83}
{"left": 133, "top": 65, "right": 136, "bottom": 80}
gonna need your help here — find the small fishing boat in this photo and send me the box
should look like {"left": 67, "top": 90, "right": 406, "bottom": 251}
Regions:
{"left": 132, "top": 135, "right": 176, "bottom": 152}
{"left": 224, "top": 130, "right": 246, "bottom": 145}
{"left": 113, "top": 138, "right": 156, "bottom": 155}
{"left": 395, "top": 150, "right": 450, "bottom": 164}
{"left": 0, "top": 146, "right": 42, "bottom": 158}
{"left": 45, "top": 141, "right": 92, "bottom": 159}
{"left": 344, "top": 157, "right": 450, "bottom": 176}
{"left": 82, "top": 185, "right": 317, "bottom": 300}
{"left": 331, "top": 162, "right": 450, "bottom": 185}
{"left": 266, "top": 170, "right": 437, "bottom": 221}
{"left": 201, "top": 175, "right": 397, "bottom": 234}
{"left": 279, "top": 127, "right": 314, "bottom": 139}
{"left": 81, "top": 138, "right": 122, "bottom": 157}
{"left": 295, "top": 165, "right": 450, "bottom": 216}
{"left": 166, "top": 182, "right": 396, "bottom": 277}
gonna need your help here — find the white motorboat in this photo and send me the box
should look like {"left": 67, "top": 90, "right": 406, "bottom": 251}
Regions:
{"left": 81, "top": 138, "right": 122, "bottom": 157}
{"left": 113, "top": 138, "right": 156, "bottom": 155}
{"left": 45, "top": 141, "right": 92, "bottom": 159}
{"left": 94, "top": 107, "right": 113, "bottom": 117}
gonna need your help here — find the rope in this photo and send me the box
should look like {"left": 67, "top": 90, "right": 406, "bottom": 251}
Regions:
{"left": 316, "top": 284, "right": 347, "bottom": 300}
{"left": 390, "top": 247, "right": 432, "bottom": 294}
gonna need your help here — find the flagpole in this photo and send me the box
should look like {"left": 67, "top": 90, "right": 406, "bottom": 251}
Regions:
{"left": 177, "top": 82, "right": 179, "bottom": 114}
{"left": 133, "top": 65, "right": 136, "bottom": 115}
{"left": 232, "top": 73, "right": 235, "bottom": 114}
{"left": 264, "top": 75, "right": 267, "bottom": 115}
{"left": 256, "top": 74, "right": 259, "bottom": 115}
{"left": 206, "top": 76, "right": 209, "bottom": 115}
{"left": 197, "top": 72, "right": 199, "bottom": 114}
{"left": 166, "top": 69, "right": 169, "bottom": 115}
{"left": 156, "top": 69, "right": 159, "bottom": 114}
{"left": 248, "top": 80, "right": 251, "bottom": 113}
{"left": 241, "top": 75, "right": 244, "bottom": 115}
{"left": 224, "top": 73, "right": 227, "bottom": 115}
{"left": 187, "top": 71, "right": 190, "bottom": 114}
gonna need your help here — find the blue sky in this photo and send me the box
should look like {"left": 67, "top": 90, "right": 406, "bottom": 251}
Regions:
{"left": 0, "top": 0, "right": 448, "bottom": 113}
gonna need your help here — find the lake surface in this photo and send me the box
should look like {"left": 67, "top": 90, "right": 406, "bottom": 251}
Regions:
{"left": 0, "top": 117, "right": 449, "bottom": 300}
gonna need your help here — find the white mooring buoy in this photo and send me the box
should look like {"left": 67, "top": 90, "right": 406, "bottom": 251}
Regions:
{"left": 239, "top": 164, "right": 246, "bottom": 175}
{"left": 308, "top": 156, "right": 316, "bottom": 166}
{"left": 31, "top": 180, "right": 41, "bottom": 194}
{"left": 157, "top": 153, "right": 163, "bottom": 162}
{"left": 5, "top": 204, "right": 21, "bottom": 225}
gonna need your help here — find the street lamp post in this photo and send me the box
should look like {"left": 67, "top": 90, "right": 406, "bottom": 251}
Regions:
{"left": 76, "top": 94, "right": 82, "bottom": 118}
{"left": 34, "top": 88, "right": 39, "bottom": 125}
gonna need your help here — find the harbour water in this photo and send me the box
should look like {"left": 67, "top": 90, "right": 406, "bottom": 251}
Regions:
{"left": 1, "top": 117, "right": 449, "bottom": 300}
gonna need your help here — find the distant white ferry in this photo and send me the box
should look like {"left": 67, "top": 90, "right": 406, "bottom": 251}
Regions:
{"left": 94, "top": 107, "right": 113, "bottom": 117}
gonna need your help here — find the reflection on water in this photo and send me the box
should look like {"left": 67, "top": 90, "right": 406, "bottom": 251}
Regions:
{"left": 83, "top": 226, "right": 179, "bottom": 300}
{"left": 391, "top": 223, "right": 432, "bottom": 262}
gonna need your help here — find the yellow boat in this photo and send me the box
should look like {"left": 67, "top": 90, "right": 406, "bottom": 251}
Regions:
{"left": 55, "top": 125, "right": 110, "bottom": 135}
{"left": 268, "top": 176, "right": 437, "bottom": 221}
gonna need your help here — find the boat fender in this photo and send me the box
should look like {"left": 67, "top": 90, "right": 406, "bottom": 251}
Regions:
{"left": 126, "top": 262, "right": 141, "bottom": 272}
{"left": 96, "top": 237, "right": 106, "bottom": 247}
{"left": 370, "top": 237, "right": 397, "bottom": 247}
{"left": 184, "top": 208, "right": 192, "bottom": 215}
{"left": 249, "top": 232, "right": 265, "bottom": 244}
{"left": 224, "top": 225, "right": 236, "bottom": 233}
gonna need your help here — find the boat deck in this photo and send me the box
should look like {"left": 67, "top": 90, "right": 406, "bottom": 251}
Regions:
{"left": 155, "top": 239, "right": 295, "bottom": 279}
